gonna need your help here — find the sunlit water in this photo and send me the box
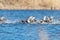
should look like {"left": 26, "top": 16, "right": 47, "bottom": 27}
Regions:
{"left": 0, "top": 10, "right": 60, "bottom": 40}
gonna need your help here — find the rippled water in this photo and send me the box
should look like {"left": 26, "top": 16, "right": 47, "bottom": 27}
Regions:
{"left": 0, "top": 10, "right": 60, "bottom": 40}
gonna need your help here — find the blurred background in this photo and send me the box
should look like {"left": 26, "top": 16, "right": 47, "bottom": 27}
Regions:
{"left": 0, "top": 0, "right": 60, "bottom": 10}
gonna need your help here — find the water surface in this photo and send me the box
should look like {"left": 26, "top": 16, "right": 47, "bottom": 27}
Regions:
{"left": 0, "top": 10, "right": 60, "bottom": 40}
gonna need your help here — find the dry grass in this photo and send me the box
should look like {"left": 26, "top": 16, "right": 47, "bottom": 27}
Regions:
{"left": 0, "top": 0, "right": 60, "bottom": 10}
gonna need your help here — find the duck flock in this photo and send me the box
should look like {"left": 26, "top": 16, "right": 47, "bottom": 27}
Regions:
{"left": 0, "top": 16, "right": 60, "bottom": 24}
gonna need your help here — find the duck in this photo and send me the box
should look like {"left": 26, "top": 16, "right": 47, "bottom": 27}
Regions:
{"left": 0, "top": 17, "right": 7, "bottom": 23}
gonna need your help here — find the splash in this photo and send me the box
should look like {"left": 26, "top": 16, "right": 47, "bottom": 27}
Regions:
{"left": 3, "top": 20, "right": 18, "bottom": 24}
